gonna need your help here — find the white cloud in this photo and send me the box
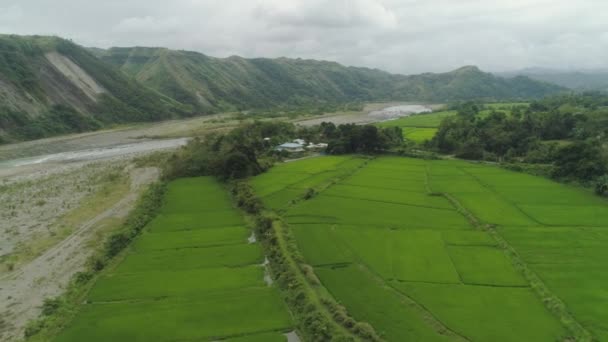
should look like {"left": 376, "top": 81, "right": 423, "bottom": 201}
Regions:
{"left": 255, "top": 0, "right": 397, "bottom": 29}
{"left": 1, "top": 0, "right": 606, "bottom": 73}
{"left": 0, "top": 4, "right": 23, "bottom": 29}
{"left": 113, "top": 16, "right": 184, "bottom": 34}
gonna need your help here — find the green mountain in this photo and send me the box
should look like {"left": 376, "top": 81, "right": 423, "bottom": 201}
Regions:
{"left": 497, "top": 68, "right": 608, "bottom": 92}
{"left": 0, "top": 34, "right": 565, "bottom": 143}
{"left": 0, "top": 35, "right": 188, "bottom": 143}
{"left": 95, "top": 48, "right": 564, "bottom": 112}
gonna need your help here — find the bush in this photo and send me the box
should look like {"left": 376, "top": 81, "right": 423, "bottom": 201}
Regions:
{"left": 594, "top": 175, "right": 608, "bottom": 196}
{"left": 41, "top": 298, "right": 63, "bottom": 316}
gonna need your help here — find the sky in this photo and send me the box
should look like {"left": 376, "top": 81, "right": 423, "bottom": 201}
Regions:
{"left": 0, "top": 0, "right": 606, "bottom": 74}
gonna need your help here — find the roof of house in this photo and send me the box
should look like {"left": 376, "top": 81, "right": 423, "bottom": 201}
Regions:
{"left": 278, "top": 142, "right": 304, "bottom": 148}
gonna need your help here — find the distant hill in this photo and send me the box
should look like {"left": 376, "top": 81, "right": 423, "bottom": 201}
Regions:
{"left": 497, "top": 68, "right": 608, "bottom": 92}
{"left": 0, "top": 35, "right": 188, "bottom": 143}
{"left": 95, "top": 47, "right": 564, "bottom": 113}
{"left": 0, "top": 34, "right": 565, "bottom": 143}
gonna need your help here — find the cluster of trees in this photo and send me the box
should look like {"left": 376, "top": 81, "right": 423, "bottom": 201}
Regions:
{"left": 319, "top": 122, "right": 404, "bottom": 154}
{"left": 165, "top": 121, "right": 297, "bottom": 180}
{"left": 430, "top": 94, "right": 608, "bottom": 182}
{"left": 166, "top": 120, "right": 406, "bottom": 181}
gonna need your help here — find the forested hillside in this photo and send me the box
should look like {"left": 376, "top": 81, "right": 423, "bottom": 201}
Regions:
{"left": 96, "top": 47, "right": 564, "bottom": 113}
{"left": 0, "top": 34, "right": 564, "bottom": 143}
{"left": 498, "top": 68, "right": 608, "bottom": 92}
{"left": 0, "top": 35, "right": 188, "bottom": 143}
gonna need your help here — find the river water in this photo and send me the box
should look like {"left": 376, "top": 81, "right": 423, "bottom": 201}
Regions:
{"left": 367, "top": 104, "right": 432, "bottom": 120}
{"left": 0, "top": 138, "right": 188, "bottom": 170}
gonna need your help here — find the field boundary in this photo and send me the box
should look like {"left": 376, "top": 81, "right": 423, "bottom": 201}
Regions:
{"left": 435, "top": 169, "right": 593, "bottom": 341}
{"left": 285, "top": 158, "right": 470, "bottom": 341}
{"left": 320, "top": 192, "right": 457, "bottom": 211}
{"left": 234, "top": 181, "right": 379, "bottom": 341}
{"left": 489, "top": 229, "right": 593, "bottom": 341}
{"left": 356, "top": 263, "right": 471, "bottom": 342}
{"left": 459, "top": 167, "right": 545, "bottom": 226}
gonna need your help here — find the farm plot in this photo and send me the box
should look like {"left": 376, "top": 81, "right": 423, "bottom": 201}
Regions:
{"left": 429, "top": 161, "right": 608, "bottom": 341}
{"left": 276, "top": 156, "right": 566, "bottom": 341}
{"left": 500, "top": 226, "right": 608, "bottom": 341}
{"left": 250, "top": 156, "right": 367, "bottom": 210}
{"left": 375, "top": 110, "right": 456, "bottom": 142}
{"left": 55, "top": 177, "right": 293, "bottom": 341}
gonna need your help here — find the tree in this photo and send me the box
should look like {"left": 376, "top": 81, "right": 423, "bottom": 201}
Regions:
{"left": 552, "top": 141, "right": 607, "bottom": 181}
{"left": 594, "top": 174, "right": 608, "bottom": 196}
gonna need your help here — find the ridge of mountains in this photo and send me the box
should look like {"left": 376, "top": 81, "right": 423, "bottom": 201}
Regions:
{"left": 496, "top": 68, "right": 608, "bottom": 92}
{"left": 0, "top": 34, "right": 565, "bottom": 143}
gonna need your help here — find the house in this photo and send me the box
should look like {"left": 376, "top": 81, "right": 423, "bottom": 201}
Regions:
{"left": 306, "top": 142, "right": 328, "bottom": 150}
{"left": 276, "top": 142, "right": 305, "bottom": 152}
{"left": 293, "top": 138, "right": 306, "bottom": 145}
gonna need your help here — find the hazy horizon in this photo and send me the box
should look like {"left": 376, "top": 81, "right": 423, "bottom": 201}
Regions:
{"left": 1, "top": 0, "right": 606, "bottom": 74}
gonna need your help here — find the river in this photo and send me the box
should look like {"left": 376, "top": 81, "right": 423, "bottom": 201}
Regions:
{"left": 0, "top": 138, "right": 188, "bottom": 175}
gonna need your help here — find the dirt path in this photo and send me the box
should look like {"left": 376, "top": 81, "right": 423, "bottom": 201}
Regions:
{"left": 0, "top": 167, "right": 159, "bottom": 342}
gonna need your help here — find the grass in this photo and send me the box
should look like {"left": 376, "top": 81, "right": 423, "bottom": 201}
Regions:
{"left": 499, "top": 226, "right": 608, "bottom": 341}
{"left": 428, "top": 160, "right": 605, "bottom": 339}
{"left": 323, "top": 184, "right": 453, "bottom": 209}
{"left": 375, "top": 104, "right": 529, "bottom": 143}
{"left": 447, "top": 246, "right": 528, "bottom": 286}
{"left": 117, "top": 244, "right": 262, "bottom": 272}
{"left": 286, "top": 194, "right": 470, "bottom": 229}
{"left": 392, "top": 282, "right": 566, "bottom": 342}
{"left": 88, "top": 266, "right": 264, "bottom": 302}
{"left": 256, "top": 156, "right": 587, "bottom": 341}
{"left": 375, "top": 110, "right": 456, "bottom": 143}
{"left": 250, "top": 156, "right": 367, "bottom": 210}
{"left": 316, "top": 265, "right": 454, "bottom": 342}
{"left": 133, "top": 226, "right": 249, "bottom": 250}
{"left": 55, "top": 287, "right": 291, "bottom": 342}
{"left": 377, "top": 110, "right": 456, "bottom": 129}
{"left": 402, "top": 127, "right": 438, "bottom": 142}
{"left": 54, "top": 177, "right": 293, "bottom": 341}
{"left": 226, "top": 332, "right": 287, "bottom": 342}
{"left": 336, "top": 227, "right": 461, "bottom": 284}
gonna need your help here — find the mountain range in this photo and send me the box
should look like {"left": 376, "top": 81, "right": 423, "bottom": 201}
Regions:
{"left": 496, "top": 68, "right": 608, "bottom": 92}
{"left": 0, "top": 34, "right": 565, "bottom": 143}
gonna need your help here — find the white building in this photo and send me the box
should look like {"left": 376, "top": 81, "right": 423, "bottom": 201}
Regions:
{"left": 276, "top": 142, "right": 305, "bottom": 152}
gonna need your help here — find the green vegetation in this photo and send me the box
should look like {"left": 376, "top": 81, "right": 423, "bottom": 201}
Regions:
{"left": 97, "top": 48, "right": 563, "bottom": 115}
{"left": 24, "top": 181, "right": 167, "bottom": 340}
{"left": 376, "top": 110, "right": 456, "bottom": 142}
{"left": 498, "top": 69, "right": 608, "bottom": 91}
{"left": 431, "top": 94, "right": 608, "bottom": 186}
{"left": 0, "top": 35, "right": 187, "bottom": 142}
{"left": 376, "top": 103, "right": 535, "bottom": 143}
{"left": 51, "top": 177, "right": 293, "bottom": 341}
{"left": 248, "top": 155, "right": 608, "bottom": 341}
{"left": 0, "top": 34, "right": 564, "bottom": 143}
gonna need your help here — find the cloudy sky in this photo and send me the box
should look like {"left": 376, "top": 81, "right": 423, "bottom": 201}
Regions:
{"left": 0, "top": 0, "right": 606, "bottom": 74}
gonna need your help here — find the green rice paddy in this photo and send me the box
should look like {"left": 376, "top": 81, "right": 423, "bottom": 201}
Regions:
{"left": 54, "top": 153, "right": 608, "bottom": 342}
{"left": 252, "top": 155, "right": 608, "bottom": 341}
{"left": 375, "top": 110, "right": 456, "bottom": 142}
{"left": 376, "top": 103, "right": 529, "bottom": 143}
{"left": 55, "top": 177, "right": 293, "bottom": 341}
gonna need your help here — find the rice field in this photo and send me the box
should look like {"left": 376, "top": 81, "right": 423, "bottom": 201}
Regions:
{"left": 55, "top": 177, "right": 293, "bottom": 341}
{"left": 375, "top": 110, "right": 455, "bottom": 142}
{"left": 376, "top": 103, "right": 529, "bottom": 143}
{"left": 252, "top": 155, "right": 608, "bottom": 341}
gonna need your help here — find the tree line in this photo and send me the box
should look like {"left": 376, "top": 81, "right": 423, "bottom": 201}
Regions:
{"left": 430, "top": 93, "right": 608, "bottom": 186}
{"left": 166, "top": 121, "right": 404, "bottom": 181}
